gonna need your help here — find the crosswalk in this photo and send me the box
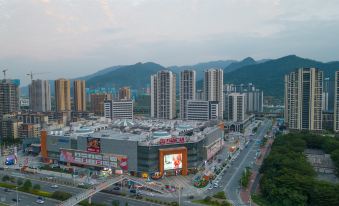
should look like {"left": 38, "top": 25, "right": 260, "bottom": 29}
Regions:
{"left": 162, "top": 175, "right": 204, "bottom": 197}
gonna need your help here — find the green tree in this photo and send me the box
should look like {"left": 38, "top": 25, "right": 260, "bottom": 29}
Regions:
{"left": 2, "top": 175, "right": 10, "bottom": 182}
{"left": 112, "top": 200, "right": 120, "bottom": 206}
{"left": 33, "top": 184, "right": 41, "bottom": 190}
{"left": 22, "top": 179, "right": 32, "bottom": 191}
{"left": 51, "top": 191, "right": 72, "bottom": 201}
{"left": 259, "top": 133, "right": 339, "bottom": 206}
{"left": 17, "top": 178, "right": 23, "bottom": 186}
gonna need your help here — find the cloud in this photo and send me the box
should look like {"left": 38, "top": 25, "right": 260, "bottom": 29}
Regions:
{"left": 0, "top": 0, "right": 339, "bottom": 85}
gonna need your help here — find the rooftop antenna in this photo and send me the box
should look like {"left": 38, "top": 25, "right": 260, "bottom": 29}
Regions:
{"left": 2, "top": 69, "right": 8, "bottom": 79}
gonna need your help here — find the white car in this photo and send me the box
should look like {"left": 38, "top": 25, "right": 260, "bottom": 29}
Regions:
{"left": 208, "top": 186, "right": 213, "bottom": 190}
{"left": 36, "top": 197, "right": 45, "bottom": 204}
{"left": 51, "top": 184, "right": 58, "bottom": 188}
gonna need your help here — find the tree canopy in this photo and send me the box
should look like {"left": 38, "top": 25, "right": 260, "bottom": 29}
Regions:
{"left": 259, "top": 133, "right": 339, "bottom": 206}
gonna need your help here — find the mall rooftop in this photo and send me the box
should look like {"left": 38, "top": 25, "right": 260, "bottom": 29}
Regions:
{"left": 47, "top": 118, "right": 222, "bottom": 143}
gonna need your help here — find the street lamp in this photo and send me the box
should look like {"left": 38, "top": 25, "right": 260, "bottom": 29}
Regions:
{"left": 178, "top": 186, "right": 182, "bottom": 206}
{"left": 15, "top": 186, "right": 19, "bottom": 206}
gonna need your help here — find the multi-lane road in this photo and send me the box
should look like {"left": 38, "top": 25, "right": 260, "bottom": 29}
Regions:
{"left": 223, "top": 119, "right": 271, "bottom": 206}
{"left": 187, "top": 119, "right": 271, "bottom": 205}
{"left": 0, "top": 187, "right": 59, "bottom": 206}
{"left": 0, "top": 171, "right": 165, "bottom": 206}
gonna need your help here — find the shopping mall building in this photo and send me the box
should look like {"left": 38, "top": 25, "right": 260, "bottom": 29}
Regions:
{"left": 41, "top": 119, "right": 224, "bottom": 177}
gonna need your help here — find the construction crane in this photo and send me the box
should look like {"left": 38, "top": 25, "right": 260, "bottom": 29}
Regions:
{"left": 2, "top": 69, "right": 8, "bottom": 79}
{"left": 26, "top": 71, "right": 50, "bottom": 81}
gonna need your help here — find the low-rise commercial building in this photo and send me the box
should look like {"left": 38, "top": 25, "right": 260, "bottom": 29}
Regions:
{"left": 41, "top": 119, "right": 224, "bottom": 177}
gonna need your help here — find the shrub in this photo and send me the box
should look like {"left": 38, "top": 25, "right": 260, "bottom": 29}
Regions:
{"left": 33, "top": 184, "right": 41, "bottom": 190}
{"left": 9, "top": 177, "right": 16, "bottom": 183}
{"left": 0, "top": 182, "right": 17, "bottom": 189}
{"left": 221, "top": 201, "right": 231, "bottom": 206}
{"left": 112, "top": 200, "right": 120, "bottom": 206}
{"left": 2, "top": 175, "right": 10, "bottom": 182}
{"left": 213, "top": 191, "right": 226, "bottom": 199}
{"left": 17, "top": 178, "right": 23, "bottom": 186}
{"left": 51, "top": 191, "right": 72, "bottom": 201}
{"left": 22, "top": 180, "right": 32, "bottom": 191}
{"left": 31, "top": 190, "right": 52, "bottom": 198}
{"left": 204, "top": 196, "right": 212, "bottom": 202}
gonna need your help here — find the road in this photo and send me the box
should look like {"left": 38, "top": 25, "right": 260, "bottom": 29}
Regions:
{"left": 0, "top": 171, "right": 167, "bottom": 206}
{"left": 0, "top": 187, "right": 59, "bottom": 206}
{"left": 223, "top": 119, "right": 271, "bottom": 206}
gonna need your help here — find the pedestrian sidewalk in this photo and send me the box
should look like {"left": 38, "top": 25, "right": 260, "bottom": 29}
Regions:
{"left": 240, "top": 138, "right": 273, "bottom": 205}
{"left": 37, "top": 169, "right": 73, "bottom": 178}
{"left": 240, "top": 171, "right": 257, "bottom": 205}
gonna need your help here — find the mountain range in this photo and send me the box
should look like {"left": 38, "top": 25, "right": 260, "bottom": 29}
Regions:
{"left": 84, "top": 57, "right": 260, "bottom": 89}
{"left": 222, "top": 55, "right": 339, "bottom": 99}
{"left": 20, "top": 55, "right": 339, "bottom": 103}
{"left": 168, "top": 60, "right": 236, "bottom": 80}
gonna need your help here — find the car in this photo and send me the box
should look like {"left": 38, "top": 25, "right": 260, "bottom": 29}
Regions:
{"left": 51, "top": 164, "right": 60, "bottom": 169}
{"left": 130, "top": 189, "right": 137, "bottom": 194}
{"left": 208, "top": 186, "right": 213, "bottom": 190}
{"left": 4, "top": 188, "right": 10, "bottom": 192}
{"left": 113, "top": 187, "right": 120, "bottom": 190}
{"left": 78, "top": 182, "right": 85, "bottom": 186}
{"left": 51, "top": 184, "right": 58, "bottom": 188}
{"left": 36, "top": 197, "right": 45, "bottom": 204}
{"left": 12, "top": 198, "right": 21, "bottom": 202}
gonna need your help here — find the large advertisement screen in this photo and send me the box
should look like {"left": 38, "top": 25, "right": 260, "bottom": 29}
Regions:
{"left": 164, "top": 154, "right": 182, "bottom": 170}
{"left": 87, "top": 137, "right": 100, "bottom": 153}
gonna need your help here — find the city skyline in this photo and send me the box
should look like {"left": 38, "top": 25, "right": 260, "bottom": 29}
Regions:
{"left": 1, "top": 0, "right": 339, "bottom": 85}
{"left": 1, "top": 1, "right": 339, "bottom": 205}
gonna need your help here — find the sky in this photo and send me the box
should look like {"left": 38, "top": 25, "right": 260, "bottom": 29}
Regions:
{"left": 1, "top": 0, "right": 339, "bottom": 86}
